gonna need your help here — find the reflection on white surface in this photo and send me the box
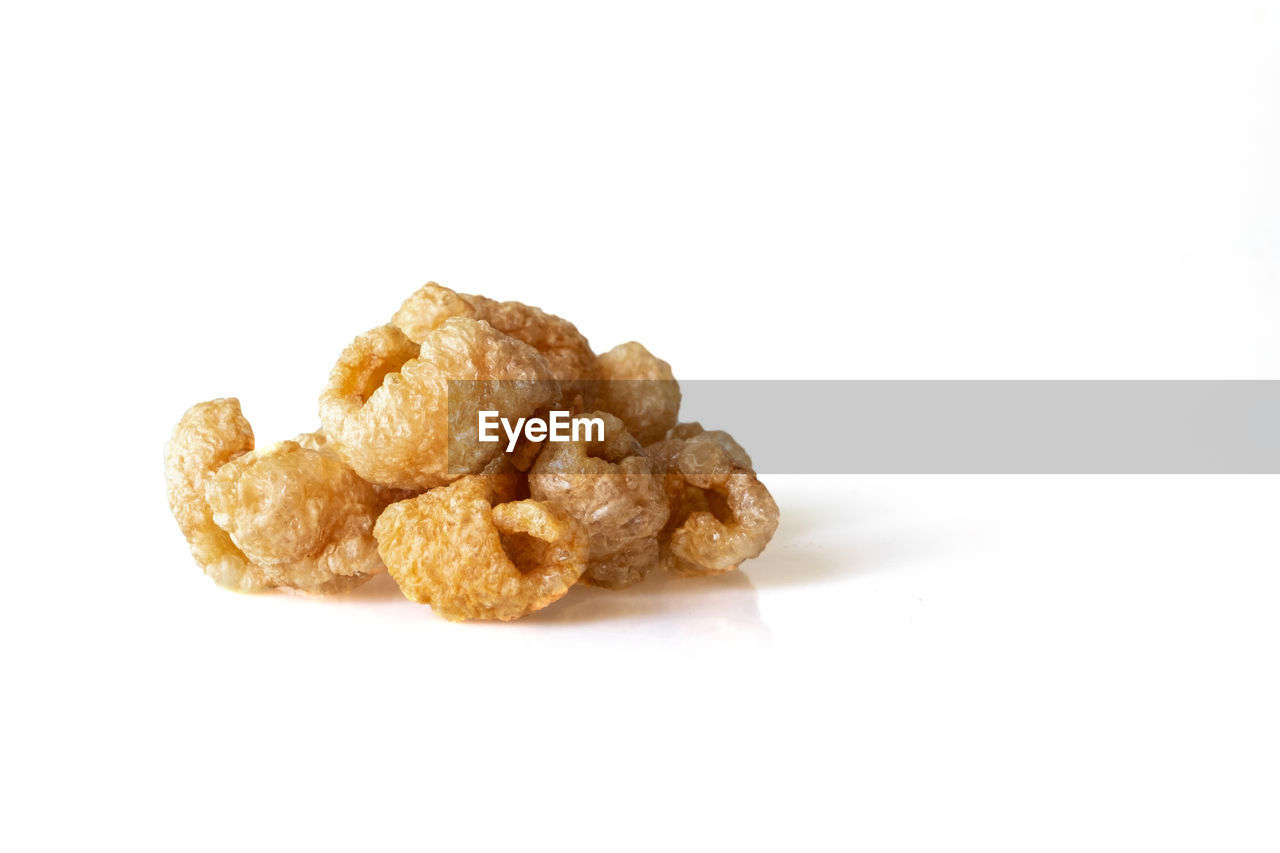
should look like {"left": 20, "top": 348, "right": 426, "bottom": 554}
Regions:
{"left": 529, "top": 569, "right": 769, "bottom": 642}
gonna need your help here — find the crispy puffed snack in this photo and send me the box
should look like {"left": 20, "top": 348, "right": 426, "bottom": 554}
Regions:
{"left": 390, "top": 282, "right": 477, "bottom": 341}
{"left": 168, "top": 279, "right": 782, "bottom": 615}
{"left": 165, "top": 398, "right": 263, "bottom": 590}
{"left": 319, "top": 318, "right": 559, "bottom": 491}
{"left": 668, "top": 422, "right": 753, "bottom": 469}
{"left": 529, "top": 412, "right": 669, "bottom": 589}
{"left": 206, "top": 442, "right": 386, "bottom": 593}
{"left": 374, "top": 475, "right": 588, "bottom": 621}
{"left": 165, "top": 399, "right": 386, "bottom": 593}
{"left": 646, "top": 433, "right": 779, "bottom": 576}
{"left": 593, "top": 341, "right": 681, "bottom": 445}
{"left": 393, "top": 282, "right": 598, "bottom": 404}
{"left": 292, "top": 429, "right": 420, "bottom": 507}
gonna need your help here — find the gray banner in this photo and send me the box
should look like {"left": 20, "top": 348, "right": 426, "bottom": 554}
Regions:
{"left": 447, "top": 380, "right": 1280, "bottom": 473}
{"left": 677, "top": 381, "right": 1280, "bottom": 473}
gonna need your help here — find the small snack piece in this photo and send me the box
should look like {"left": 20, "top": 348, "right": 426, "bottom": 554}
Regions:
{"left": 466, "top": 293, "right": 598, "bottom": 406}
{"left": 165, "top": 398, "right": 263, "bottom": 591}
{"left": 205, "top": 441, "right": 386, "bottom": 593}
{"left": 646, "top": 432, "right": 779, "bottom": 576}
{"left": 318, "top": 318, "right": 558, "bottom": 491}
{"left": 593, "top": 341, "right": 681, "bottom": 445}
{"left": 374, "top": 475, "right": 588, "bottom": 621}
{"left": 528, "top": 412, "right": 669, "bottom": 589}
{"left": 165, "top": 399, "right": 386, "bottom": 593}
{"left": 393, "top": 282, "right": 597, "bottom": 404}
{"left": 668, "top": 422, "right": 753, "bottom": 469}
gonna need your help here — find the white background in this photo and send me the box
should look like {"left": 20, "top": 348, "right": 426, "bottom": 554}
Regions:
{"left": 2, "top": 2, "right": 1278, "bottom": 850}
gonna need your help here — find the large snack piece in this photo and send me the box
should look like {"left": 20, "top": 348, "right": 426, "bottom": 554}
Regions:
{"left": 374, "top": 475, "right": 588, "bottom": 621}
{"left": 528, "top": 411, "right": 669, "bottom": 590}
{"left": 319, "top": 318, "right": 558, "bottom": 490}
{"left": 393, "top": 281, "right": 597, "bottom": 405}
{"left": 165, "top": 398, "right": 387, "bottom": 593}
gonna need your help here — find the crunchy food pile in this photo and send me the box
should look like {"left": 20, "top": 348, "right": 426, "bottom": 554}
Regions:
{"left": 164, "top": 282, "right": 780, "bottom": 621}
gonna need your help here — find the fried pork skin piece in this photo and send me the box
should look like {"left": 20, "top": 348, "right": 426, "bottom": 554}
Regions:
{"left": 205, "top": 442, "right": 386, "bottom": 593}
{"left": 318, "top": 318, "right": 559, "bottom": 491}
{"left": 164, "top": 399, "right": 386, "bottom": 593}
{"left": 292, "top": 429, "right": 419, "bottom": 507}
{"left": 646, "top": 434, "right": 779, "bottom": 576}
{"left": 392, "top": 281, "right": 598, "bottom": 404}
{"left": 374, "top": 475, "right": 588, "bottom": 621}
{"left": 528, "top": 412, "right": 669, "bottom": 589}
{"left": 667, "top": 422, "right": 753, "bottom": 469}
{"left": 165, "top": 398, "right": 263, "bottom": 590}
{"left": 593, "top": 341, "right": 681, "bottom": 445}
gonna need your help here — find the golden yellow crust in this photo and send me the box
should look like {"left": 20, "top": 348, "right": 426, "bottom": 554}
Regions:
{"left": 165, "top": 399, "right": 386, "bottom": 593}
{"left": 529, "top": 412, "right": 668, "bottom": 589}
{"left": 393, "top": 282, "right": 597, "bottom": 403}
{"left": 318, "top": 318, "right": 558, "bottom": 490}
{"left": 646, "top": 432, "right": 779, "bottom": 576}
{"left": 594, "top": 341, "right": 681, "bottom": 445}
{"left": 374, "top": 475, "right": 588, "bottom": 621}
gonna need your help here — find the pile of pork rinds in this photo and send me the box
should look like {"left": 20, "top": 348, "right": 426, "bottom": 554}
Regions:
{"left": 164, "top": 282, "right": 780, "bottom": 621}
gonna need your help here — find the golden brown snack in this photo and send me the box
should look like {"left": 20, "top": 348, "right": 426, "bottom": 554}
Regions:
{"left": 205, "top": 441, "right": 386, "bottom": 593}
{"left": 165, "top": 398, "right": 265, "bottom": 591}
{"left": 593, "top": 341, "right": 681, "bottom": 445}
{"left": 466, "top": 293, "right": 597, "bottom": 404}
{"left": 528, "top": 412, "right": 669, "bottom": 589}
{"left": 165, "top": 399, "right": 386, "bottom": 593}
{"left": 374, "top": 475, "right": 588, "bottom": 621}
{"left": 390, "top": 282, "right": 478, "bottom": 341}
{"left": 167, "top": 279, "right": 781, "bottom": 613}
{"left": 646, "top": 434, "right": 779, "bottom": 576}
{"left": 291, "top": 429, "right": 419, "bottom": 507}
{"left": 392, "top": 282, "right": 597, "bottom": 403}
{"left": 668, "top": 422, "right": 753, "bottom": 469}
{"left": 318, "top": 318, "right": 559, "bottom": 491}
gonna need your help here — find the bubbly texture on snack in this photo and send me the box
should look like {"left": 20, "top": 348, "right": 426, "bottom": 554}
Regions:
{"left": 645, "top": 436, "right": 780, "bottom": 576}
{"left": 374, "top": 475, "right": 588, "bottom": 621}
{"left": 393, "top": 282, "right": 598, "bottom": 405}
{"left": 165, "top": 281, "right": 779, "bottom": 619}
{"left": 593, "top": 341, "right": 681, "bottom": 444}
{"left": 165, "top": 399, "right": 386, "bottom": 593}
{"left": 529, "top": 411, "right": 669, "bottom": 589}
{"left": 318, "top": 318, "right": 559, "bottom": 491}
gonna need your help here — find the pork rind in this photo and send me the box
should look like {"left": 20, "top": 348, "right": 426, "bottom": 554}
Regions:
{"left": 593, "top": 341, "right": 681, "bottom": 445}
{"left": 318, "top": 317, "right": 559, "bottom": 491}
{"left": 646, "top": 433, "right": 779, "bottom": 576}
{"left": 528, "top": 411, "right": 669, "bottom": 589}
{"left": 390, "top": 282, "right": 477, "bottom": 341}
{"left": 165, "top": 399, "right": 386, "bottom": 593}
{"left": 668, "top": 422, "right": 753, "bottom": 469}
{"left": 205, "top": 442, "right": 386, "bottom": 593}
{"left": 165, "top": 399, "right": 263, "bottom": 590}
{"left": 168, "top": 279, "right": 782, "bottom": 613}
{"left": 393, "top": 282, "right": 597, "bottom": 404}
{"left": 374, "top": 475, "right": 588, "bottom": 621}
{"left": 292, "top": 429, "right": 419, "bottom": 507}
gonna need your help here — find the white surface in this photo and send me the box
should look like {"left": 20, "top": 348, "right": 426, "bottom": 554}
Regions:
{"left": 2, "top": 2, "right": 1278, "bottom": 851}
